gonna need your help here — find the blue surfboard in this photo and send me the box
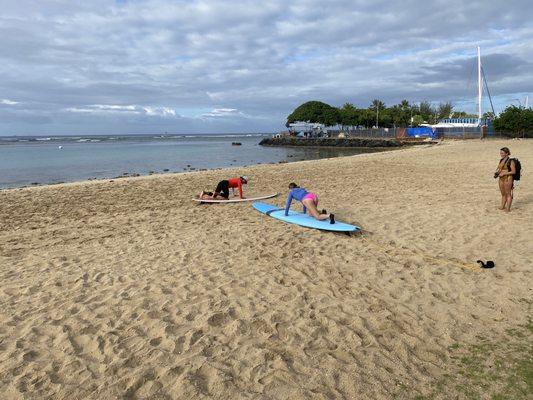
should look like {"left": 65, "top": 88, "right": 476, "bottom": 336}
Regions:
{"left": 253, "top": 202, "right": 360, "bottom": 232}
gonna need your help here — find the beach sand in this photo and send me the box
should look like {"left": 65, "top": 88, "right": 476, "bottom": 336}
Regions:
{"left": 0, "top": 139, "right": 531, "bottom": 399}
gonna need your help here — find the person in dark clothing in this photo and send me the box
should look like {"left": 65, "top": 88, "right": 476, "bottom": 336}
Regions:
{"left": 199, "top": 176, "right": 248, "bottom": 200}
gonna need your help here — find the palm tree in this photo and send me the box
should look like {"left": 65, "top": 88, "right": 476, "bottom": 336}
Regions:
{"left": 438, "top": 102, "right": 453, "bottom": 120}
{"left": 370, "top": 99, "right": 385, "bottom": 128}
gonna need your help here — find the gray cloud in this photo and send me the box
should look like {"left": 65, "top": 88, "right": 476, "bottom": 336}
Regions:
{"left": 1, "top": 0, "right": 532, "bottom": 134}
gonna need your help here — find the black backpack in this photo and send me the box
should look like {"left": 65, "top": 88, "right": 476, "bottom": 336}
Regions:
{"left": 508, "top": 158, "right": 522, "bottom": 181}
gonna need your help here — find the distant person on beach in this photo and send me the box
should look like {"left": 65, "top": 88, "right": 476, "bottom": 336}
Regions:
{"left": 285, "top": 183, "right": 335, "bottom": 223}
{"left": 199, "top": 176, "right": 248, "bottom": 200}
{"left": 494, "top": 147, "right": 516, "bottom": 212}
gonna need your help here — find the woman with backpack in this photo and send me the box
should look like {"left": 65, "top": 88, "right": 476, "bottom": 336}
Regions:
{"left": 495, "top": 147, "right": 517, "bottom": 212}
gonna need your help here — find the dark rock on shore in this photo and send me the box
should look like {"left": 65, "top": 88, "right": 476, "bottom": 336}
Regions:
{"left": 259, "top": 137, "right": 431, "bottom": 148}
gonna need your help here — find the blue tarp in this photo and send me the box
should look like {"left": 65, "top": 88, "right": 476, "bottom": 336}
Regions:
{"left": 406, "top": 127, "right": 438, "bottom": 139}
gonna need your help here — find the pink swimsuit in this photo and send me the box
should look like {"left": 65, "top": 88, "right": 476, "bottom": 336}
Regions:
{"left": 302, "top": 192, "right": 318, "bottom": 205}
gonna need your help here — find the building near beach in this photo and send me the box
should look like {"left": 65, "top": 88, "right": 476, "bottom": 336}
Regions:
{"left": 287, "top": 122, "right": 328, "bottom": 137}
{"left": 421, "top": 117, "right": 494, "bottom": 138}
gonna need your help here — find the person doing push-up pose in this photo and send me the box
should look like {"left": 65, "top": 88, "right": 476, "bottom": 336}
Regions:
{"left": 285, "top": 182, "right": 335, "bottom": 224}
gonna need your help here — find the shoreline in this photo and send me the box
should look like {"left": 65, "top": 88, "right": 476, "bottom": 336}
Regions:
{"left": 1, "top": 139, "right": 531, "bottom": 399}
{"left": 0, "top": 144, "right": 407, "bottom": 192}
{"left": 259, "top": 136, "right": 437, "bottom": 147}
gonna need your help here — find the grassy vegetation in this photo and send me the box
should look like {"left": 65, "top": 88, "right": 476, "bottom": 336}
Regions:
{"left": 395, "top": 300, "right": 532, "bottom": 399}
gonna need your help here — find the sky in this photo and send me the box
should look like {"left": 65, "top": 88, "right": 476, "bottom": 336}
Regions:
{"left": 1, "top": 0, "right": 532, "bottom": 135}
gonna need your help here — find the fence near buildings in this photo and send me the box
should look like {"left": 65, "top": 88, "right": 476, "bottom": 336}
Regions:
{"left": 330, "top": 128, "right": 397, "bottom": 138}
{"left": 298, "top": 126, "right": 526, "bottom": 140}
{"left": 336, "top": 127, "right": 506, "bottom": 139}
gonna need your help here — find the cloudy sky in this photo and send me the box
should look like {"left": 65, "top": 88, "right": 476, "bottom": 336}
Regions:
{"left": 1, "top": 0, "right": 532, "bottom": 135}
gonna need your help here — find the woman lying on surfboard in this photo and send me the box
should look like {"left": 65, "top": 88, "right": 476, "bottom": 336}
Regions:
{"left": 199, "top": 176, "right": 248, "bottom": 200}
{"left": 285, "top": 183, "right": 335, "bottom": 224}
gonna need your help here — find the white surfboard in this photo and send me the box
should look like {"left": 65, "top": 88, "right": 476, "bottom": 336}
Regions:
{"left": 193, "top": 193, "right": 279, "bottom": 203}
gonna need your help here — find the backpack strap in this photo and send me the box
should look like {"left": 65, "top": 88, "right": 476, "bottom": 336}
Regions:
{"left": 506, "top": 158, "right": 519, "bottom": 179}
{"left": 498, "top": 157, "right": 509, "bottom": 171}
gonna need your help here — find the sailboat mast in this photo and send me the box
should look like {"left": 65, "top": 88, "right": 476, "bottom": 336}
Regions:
{"left": 477, "top": 46, "right": 482, "bottom": 120}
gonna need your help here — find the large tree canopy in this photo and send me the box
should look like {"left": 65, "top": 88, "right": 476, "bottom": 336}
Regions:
{"left": 286, "top": 101, "right": 340, "bottom": 127}
{"left": 286, "top": 100, "right": 531, "bottom": 131}
{"left": 493, "top": 106, "right": 533, "bottom": 137}
{"left": 287, "top": 99, "right": 432, "bottom": 128}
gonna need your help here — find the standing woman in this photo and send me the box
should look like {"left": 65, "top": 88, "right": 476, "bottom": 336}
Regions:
{"left": 495, "top": 147, "right": 516, "bottom": 212}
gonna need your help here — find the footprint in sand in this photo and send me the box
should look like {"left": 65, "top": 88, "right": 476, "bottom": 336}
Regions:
{"left": 207, "top": 312, "right": 230, "bottom": 327}
{"left": 189, "top": 330, "right": 203, "bottom": 346}
{"left": 22, "top": 350, "right": 38, "bottom": 362}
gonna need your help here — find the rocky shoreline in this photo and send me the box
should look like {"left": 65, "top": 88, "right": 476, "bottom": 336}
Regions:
{"left": 259, "top": 136, "right": 433, "bottom": 147}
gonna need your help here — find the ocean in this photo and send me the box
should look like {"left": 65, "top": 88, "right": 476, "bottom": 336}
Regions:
{"left": 0, "top": 134, "right": 382, "bottom": 189}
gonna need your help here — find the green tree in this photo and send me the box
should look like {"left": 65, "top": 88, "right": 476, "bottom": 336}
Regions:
{"left": 411, "top": 115, "right": 425, "bottom": 127}
{"left": 483, "top": 111, "right": 495, "bottom": 120}
{"left": 437, "top": 102, "right": 453, "bottom": 120}
{"left": 359, "top": 108, "right": 376, "bottom": 128}
{"left": 452, "top": 111, "right": 478, "bottom": 118}
{"left": 493, "top": 105, "right": 533, "bottom": 137}
{"left": 285, "top": 98, "right": 485, "bottom": 130}
{"left": 390, "top": 100, "right": 412, "bottom": 127}
{"left": 409, "top": 103, "right": 420, "bottom": 125}
{"left": 419, "top": 101, "right": 438, "bottom": 123}
{"left": 379, "top": 108, "right": 394, "bottom": 128}
{"left": 400, "top": 99, "right": 410, "bottom": 110}
{"left": 339, "top": 103, "right": 359, "bottom": 128}
{"left": 286, "top": 101, "right": 340, "bottom": 127}
{"left": 369, "top": 99, "right": 385, "bottom": 127}
{"left": 370, "top": 99, "right": 385, "bottom": 110}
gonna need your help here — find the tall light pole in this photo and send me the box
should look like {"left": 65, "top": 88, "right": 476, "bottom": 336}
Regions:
{"left": 477, "top": 46, "right": 482, "bottom": 121}
{"left": 411, "top": 101, "right": 419, "bottom": 127}
{"left": 376, "top": 106, "right": 379, "bottom": 129}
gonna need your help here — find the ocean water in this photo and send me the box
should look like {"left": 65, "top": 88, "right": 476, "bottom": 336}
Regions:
{"left": 0, "top": 134, "right": 383, "bottom": 189}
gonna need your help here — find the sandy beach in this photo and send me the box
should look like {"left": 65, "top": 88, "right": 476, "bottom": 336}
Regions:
{"left": 0, "top": 139, "right": 531, "bottom": 399}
